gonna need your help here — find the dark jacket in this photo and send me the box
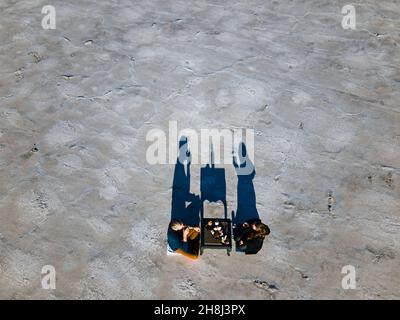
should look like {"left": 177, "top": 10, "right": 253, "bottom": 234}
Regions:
{"left": 234, "top": 218, "right": 264, "bottom": 255}
{"left": 167, "top": 227, "right": 189, "bottom": 253}
{"left": 243, "top": 238, "right": 264, "bottom": 255}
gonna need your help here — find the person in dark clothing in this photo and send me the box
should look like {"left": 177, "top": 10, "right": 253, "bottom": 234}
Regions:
{"left": 168, "top": 219, "right": 200, "bottom": 260}
{"left": 233, "top": 219, "right": 270, "bottom": 254}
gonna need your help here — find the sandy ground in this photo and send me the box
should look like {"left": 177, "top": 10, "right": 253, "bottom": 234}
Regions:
{"left": 0, "top": 0, "right": 399, "bottom": 299}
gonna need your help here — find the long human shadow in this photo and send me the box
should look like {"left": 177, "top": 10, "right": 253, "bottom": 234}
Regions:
{"left": 233, "top": 142, "right": 259, "bottom": 224}
{"left": 170, "top": 137, "right": 200, "bottom": 227}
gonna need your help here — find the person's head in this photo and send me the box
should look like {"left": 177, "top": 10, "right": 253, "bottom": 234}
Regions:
{"left": 250, "top": 222, "right": 270, "bottom": 239}
{"left": 170, "top": 219, "right": 185, "bottom": 231}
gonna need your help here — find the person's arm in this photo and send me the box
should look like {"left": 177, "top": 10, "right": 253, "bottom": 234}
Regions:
{"left": 182, "top": 227, "right": 190, "bottom": 252}
{"left": 238, "top": 240, "right": 247, "bottom": 250}
{"left": 188, "top": 225, "right": 201, "bottom": 233}
{"left": 241, "top": 228, "right": 252, "bottom": 241}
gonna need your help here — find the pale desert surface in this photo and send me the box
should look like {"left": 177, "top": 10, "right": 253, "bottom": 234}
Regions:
{"left": 0, "top": 0, "right": 399, "bottom": 299}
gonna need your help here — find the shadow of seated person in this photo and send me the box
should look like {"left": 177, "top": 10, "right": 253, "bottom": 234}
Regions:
{"left": 232, "top": 142, "right": 271, "bottom": 254}
{"left": 168, "top": 136, "right": 201, "bottom": 259}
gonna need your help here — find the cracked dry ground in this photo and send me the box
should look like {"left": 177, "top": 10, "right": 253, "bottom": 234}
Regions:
{"left": 0, "top": 0, "right": 399, "bottom": 299}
